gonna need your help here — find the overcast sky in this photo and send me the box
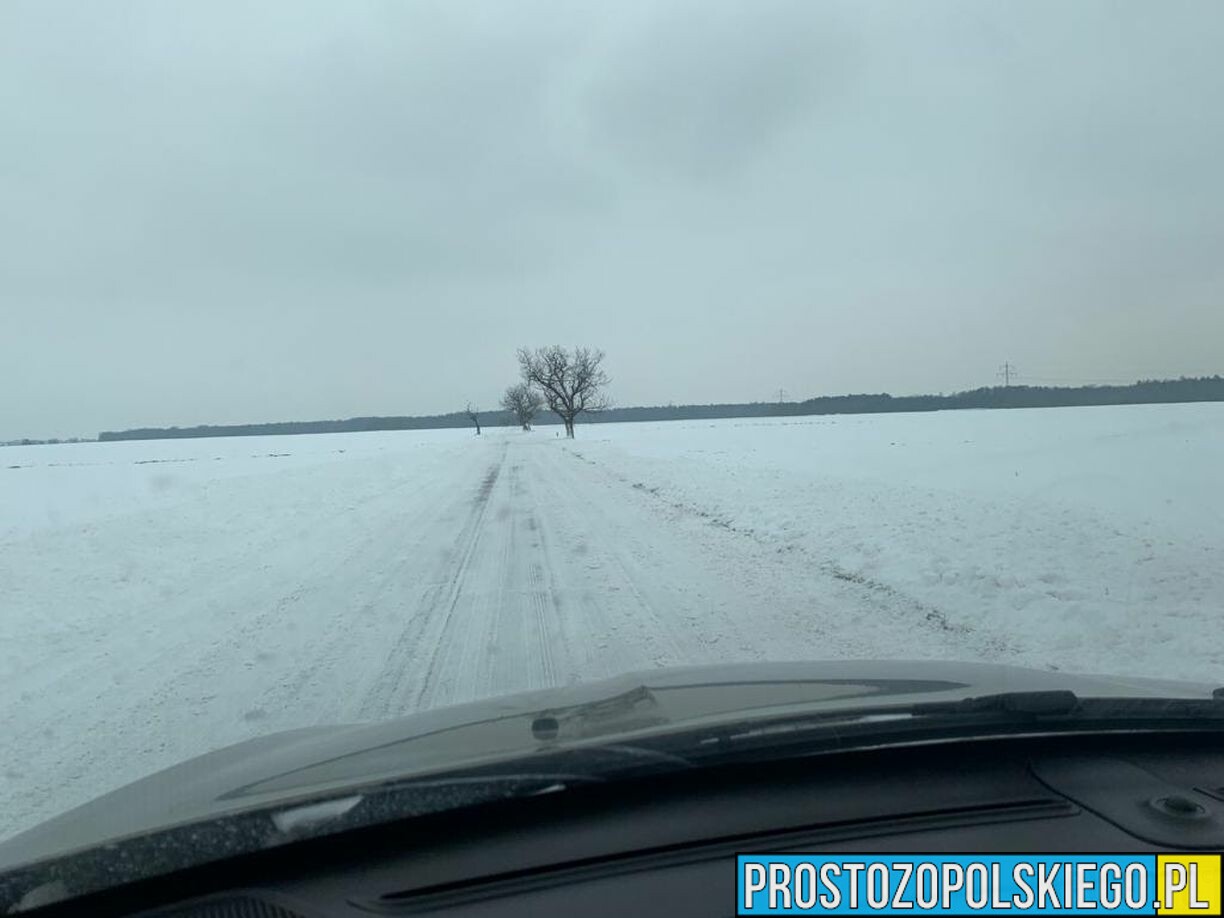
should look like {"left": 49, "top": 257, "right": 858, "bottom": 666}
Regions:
{"left": 3, "top": 1, "right": 1223, "bottom": 438}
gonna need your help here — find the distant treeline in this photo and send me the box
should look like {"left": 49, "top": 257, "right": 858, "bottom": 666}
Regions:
{"left": 2, "top": 436, "right": 91, "bottom": 447}
{"left": 97, "top": 376, "right": 1224, "bottom": 442}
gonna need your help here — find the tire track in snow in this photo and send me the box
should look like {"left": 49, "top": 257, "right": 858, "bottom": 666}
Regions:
{"left": 528, "top": 561, "right": 558, "bottom": 686}
{"left": 404, "top": 453, "right": 570, "bottom": 709}
{"left": 356, "top": 443, "right": 507, "bottom": 720}
{"left": 511, "top": 447, "right": 658, "bottom": 681}
{"left": 409, "top": 460, "right": 520, "bottom": 710}
{"left": 528, "top": 443, "right": 766, "bottom": 670}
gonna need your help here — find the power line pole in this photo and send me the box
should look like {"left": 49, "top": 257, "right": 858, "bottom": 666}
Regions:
{"left": 998, "top": 362, "right": 1017, "bottom": 387}
{"left": 777, "top": 387, "right": 788, "bottom": 403}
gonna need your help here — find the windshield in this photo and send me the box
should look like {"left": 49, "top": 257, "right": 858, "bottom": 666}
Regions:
{"left": 2, "top": 0, "right": 1222, "bottom": 891}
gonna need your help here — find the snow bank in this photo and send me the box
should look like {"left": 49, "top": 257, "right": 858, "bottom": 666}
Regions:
{"left": 566, "top": 403, "right": 1224, "bottom": 682}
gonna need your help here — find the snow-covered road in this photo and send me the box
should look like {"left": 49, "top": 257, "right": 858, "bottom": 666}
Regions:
{"left": 3, "top": 404, "right": 1222, "bottom": 841}
{"left": 0, "top": 431, "right": 975, "bottom": 841}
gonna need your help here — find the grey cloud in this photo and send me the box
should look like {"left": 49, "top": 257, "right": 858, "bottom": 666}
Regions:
{"left": 2, "top": 0, "right": 1223, "bottom": 439}
{"left": 585, "top": 2, "right": 842, "bottom": 180}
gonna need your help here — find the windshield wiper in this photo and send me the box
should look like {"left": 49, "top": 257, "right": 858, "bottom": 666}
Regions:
{"left": 911, "top": 689, "right": 1081, "bottom": 716}
{"left": 911, "top": 690, "right": 1224, "bottom": 721}
{"left": 656, "top": 689, "right": 1224, "bottom": 767}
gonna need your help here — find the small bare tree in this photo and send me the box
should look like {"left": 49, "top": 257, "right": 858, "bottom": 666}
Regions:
{"left": 501, "top": 383, "right": 543, "bottom": 431}
{"left": 517, "top": 346, "right": 610, "bottom": 438}
{"left": 465, "top": 402, "right": 481, "bottom": 436}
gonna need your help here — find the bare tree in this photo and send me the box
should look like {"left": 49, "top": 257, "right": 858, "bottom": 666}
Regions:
{"left": 464, "top": 402, "right": 481, "bottom": 436}
{"left": 501, "top": 383, "right": 543, "bottom": 431}
{"left": 517, "top": 346, "right": 610, "bottom": 438}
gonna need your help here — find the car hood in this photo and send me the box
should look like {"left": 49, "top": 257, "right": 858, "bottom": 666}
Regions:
{"left": 0, "top": 659, "right": 1212, "bottom": 873}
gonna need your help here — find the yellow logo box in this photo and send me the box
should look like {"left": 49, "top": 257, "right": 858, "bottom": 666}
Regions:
{"left": 1157, "top": 855, "right": 1221, "bottom": 915}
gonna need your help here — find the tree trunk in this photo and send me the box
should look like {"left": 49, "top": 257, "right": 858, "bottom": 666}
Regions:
{"left": 475, "top": 420, "right": 481, "bottom": 435}
{"left": 565, "top": 419, "right": 574, "bottom": 438}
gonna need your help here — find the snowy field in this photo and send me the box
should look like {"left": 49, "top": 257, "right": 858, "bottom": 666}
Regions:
{"left": 2, "top": 403, "right": 1222, "bottom": 841}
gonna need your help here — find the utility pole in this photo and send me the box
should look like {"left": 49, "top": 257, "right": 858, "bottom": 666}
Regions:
{"left": 998, "top": 362, "right": 1017, "bottom": 387}
{"left": 776, "top": 387, "right": 788, "bottom": 403}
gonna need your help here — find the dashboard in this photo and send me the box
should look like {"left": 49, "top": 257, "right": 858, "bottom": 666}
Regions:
{"left": 31, "top": 731, "right": 1224, "bottom": 917}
